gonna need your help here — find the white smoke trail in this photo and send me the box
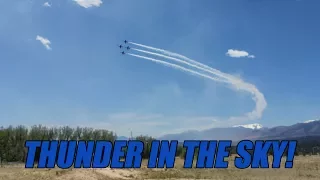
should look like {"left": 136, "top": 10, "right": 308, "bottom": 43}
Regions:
{"left": 128, "top": 41, "right": 267, "bottom": 121}
{"left": 132, "top": 47, "right": 229, "bottom": 81}
{"left": 129, "top": 41, "right": 235, "bottom": 81}
{"left": 127, "top": 53, "right": 228, "bottom": 83}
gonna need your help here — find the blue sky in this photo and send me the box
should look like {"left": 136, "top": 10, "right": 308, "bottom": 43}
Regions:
{"left": 0, "top": 0, "right": 319, "bottom": 137}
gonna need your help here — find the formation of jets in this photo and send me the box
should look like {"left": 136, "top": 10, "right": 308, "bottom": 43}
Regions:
{"left": 118, "top": 40, "right": 130, "bottom": 55}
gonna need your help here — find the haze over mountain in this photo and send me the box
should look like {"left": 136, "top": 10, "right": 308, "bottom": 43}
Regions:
{"left": 155, "top": 119, "right": 320, "bottom": 142}
{"left": 117, "top": 136, "right": 130, "bottom": 140}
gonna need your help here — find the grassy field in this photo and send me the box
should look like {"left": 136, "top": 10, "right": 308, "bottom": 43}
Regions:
{"left": 0, "top": 155, "right": 319, "bottom": 180}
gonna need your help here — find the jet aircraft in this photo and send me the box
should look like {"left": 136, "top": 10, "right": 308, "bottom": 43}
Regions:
{"left": 124, "top": 40, "right": 128, "bottom": 44}
{"left": 121, "top": 51, "right": 125, "bottom": 55}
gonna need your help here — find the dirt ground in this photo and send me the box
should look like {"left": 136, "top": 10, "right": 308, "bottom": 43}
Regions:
{"left": 0, "top": 155, "right": 319, "bottom": 180}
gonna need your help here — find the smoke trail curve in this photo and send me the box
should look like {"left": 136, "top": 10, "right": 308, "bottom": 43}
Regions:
{"left": 128, "top": 41, "right": 267, "bottom": 121}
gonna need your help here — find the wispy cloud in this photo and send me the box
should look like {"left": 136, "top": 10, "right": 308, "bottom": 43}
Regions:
{"left": 43, "top": 2, "right": 51, "bottom": 7}
{"left": 73, "top": 0, "right": 103, "bottom": 8}
{"left": 104, "top": 113, "right": 222, "bottom": 137}
{"left": 226, "top": 49, "right": 255, "bottom": 58}
{"left": 36, "top": 35, "right": 51, "bottom": 50}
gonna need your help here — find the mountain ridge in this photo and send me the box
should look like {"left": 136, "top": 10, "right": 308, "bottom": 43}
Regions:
{"left": 157, "top": 119, "right": 320, "bottom": 141}
{"left": 117, "top": 120, "right": 320, "bottom": 141}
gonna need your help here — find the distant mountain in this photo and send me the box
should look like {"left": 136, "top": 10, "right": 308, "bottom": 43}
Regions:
{"left": 158, "top": 125, "right": 263, "bottom": 142}
{"left": 158, "top": 120, "right": 320, "bottom": 141}
{"left": 117, "top": 136, "right": 129, "bottom": 140}
{"left": 253, "top": 119, "right": 320, "bottom": 140}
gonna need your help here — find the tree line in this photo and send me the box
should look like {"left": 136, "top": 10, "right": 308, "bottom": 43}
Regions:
{"left": 1, "top": 125, "right": 320, "bottom": 165}
{"left": 0, "top": 125, "right": 188, "bottom": 164}
{"left": 0, "top": 125, "right": 117, "bottom": 164}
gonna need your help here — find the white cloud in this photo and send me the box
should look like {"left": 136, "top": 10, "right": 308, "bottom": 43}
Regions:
{"left": 304, "top": 119, "right": 319, "bottom": 123}
{"left": 43, "top": 2, "right": 51, "bottom": 7}
{"left": 73, "top": 0, "right": 103, "bottom": 8}
{"left": 226, "top": 49, "right": 255, "bottom": 58}
{"left": 36, "top": 35, "right": 51, "bottom": 50}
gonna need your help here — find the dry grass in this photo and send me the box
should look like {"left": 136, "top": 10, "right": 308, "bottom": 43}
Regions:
{"left": 0, "top": 155, "right": 319, "bottom": 180}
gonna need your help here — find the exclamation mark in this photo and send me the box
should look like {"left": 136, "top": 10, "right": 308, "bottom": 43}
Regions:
{"left": 285, "top": 141, "right": 297, "bottom": 168}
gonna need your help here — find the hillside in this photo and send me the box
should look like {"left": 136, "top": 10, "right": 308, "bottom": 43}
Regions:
{"left": 158, "top": 120, "right": 320, "bottom": 141}
{"left": 252, "top": 120, "right": 320, "bottom": 140}
{"left": 159, "top": 127, "right": 259, "bottom": 142}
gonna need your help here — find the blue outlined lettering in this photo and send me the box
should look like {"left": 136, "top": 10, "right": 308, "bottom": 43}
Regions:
{"left": 185, "top": 140, "right": 231, "bottom": 168}
{"left": 148, "top": 140, "right": 160, "bottom": 168}
{"left": 23, "top": 139, "right": 297, "bottom": 169}
{"left": 147, "top": 140, "right": 178, "bottom": 168}
{"left": 235, "top": 140, "right": 254, "bottom": 169}
{"left": 92, "top": 141, "right": 113, "bottom": 168}
{"left": 214, "top": 140, "right": 231, "bottom": 168}
{"left": 251, "top": 140, "right": 272, "bottom": 168}
{"left": 235, "top": 140, "right": 297, "bottom": 169}
{"left": 157, "top": 140, "right": 177, "bottom": 168}
{"left": 270, "top": 140, "right": 288, "bottom": 168}
{"left": 57, "top": 140, "right": 77, "bottom": 169}
{"left": 110, "top": 140, "right": 127, "bottom": 168}
{"left": 196, "top": 141, "right": 217, "bottom": 168}
{"left": 284, "top": 141, "right": 297, "bottom": 168}
{"left": 125, "top": 140, "right": 144, "bottom": 168}
{"left": 38, "top": 140, "right": 59, "bottom": 168}
{"left": 25, "top": 140, "right": 42, "bottom": 168}
{"left": 74, "top": 141, "right": 95, "bottom": 168}
{"left": 183, "top": 140, "right": 200, "bottom": 168}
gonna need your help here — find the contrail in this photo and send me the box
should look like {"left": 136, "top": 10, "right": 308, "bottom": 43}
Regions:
{"left": 129, "top": 42, "right": 165, "bottom": 54}
{"left": 132, "top": 47, "right": 229, "bottom": 80}
{"left": 127, "top": 53, "right": 228, "bottom": 83}
{"left": 130, "top": 41, "right": 239, "bottom": 82}
{"left": 129, "top": 41, "right": 214, "bottom": 70}
{"left": 128, "top": 41, "right": 267, "bottom": 121}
